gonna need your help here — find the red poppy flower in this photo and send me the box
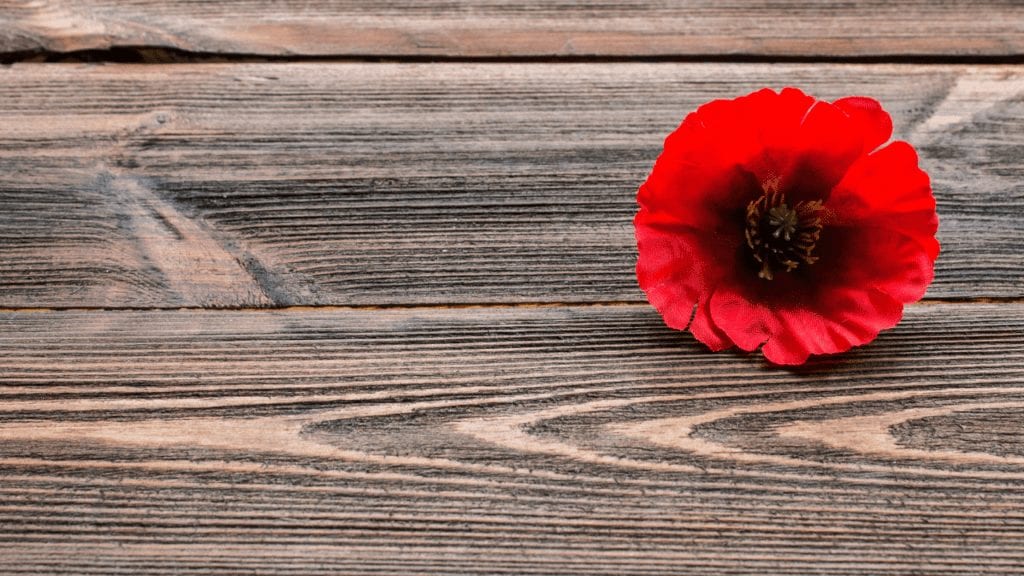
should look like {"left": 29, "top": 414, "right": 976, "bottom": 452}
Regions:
{"left": 635, "top": 87, "right": 939, "bottom": 365}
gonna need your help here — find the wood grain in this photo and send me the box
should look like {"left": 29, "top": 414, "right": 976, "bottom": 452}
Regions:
{"left": 0, "top": 63, "right": 1021, "bottom": 307}
{"left": 3, "top": 4, "right": 1019, "bottom": 575}
{"left": 0, "top": 1, "right": 1022, "bottom": 58}
{"left": 1, "top": 303, "right": 1022, "bottom": 574}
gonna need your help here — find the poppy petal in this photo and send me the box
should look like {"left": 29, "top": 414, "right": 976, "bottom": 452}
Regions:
{"left": 635, "top": 215, "right": 701, "bottom": 330}
{"left": 762, "top": 288, "right": 904, "bottom": 365}
{"left": 780, "top": 100, "right": 869, "bottom": 201}
{"left": 833, "top": 96, "right": 894, "bottom": 153}
{"left": 829, "top": 141, "right": 939, "bottom": 248}
{"left": 689, "top": 301, "right": 734, "bottom": 351}
{"left": 709, "top": 288, "right": 775, "bottom": 352}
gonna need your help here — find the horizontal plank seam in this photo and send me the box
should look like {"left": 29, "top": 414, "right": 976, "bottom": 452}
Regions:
{"left": 3, "top": 47, "right": 1024, "bottom": 66}
{"left": 0, "top": 297, "right": 1020, "bottom": 313}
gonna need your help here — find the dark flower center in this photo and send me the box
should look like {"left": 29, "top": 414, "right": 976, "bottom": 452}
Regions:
{"left": 745, "top": 190, "right": 824, "bottom": 280}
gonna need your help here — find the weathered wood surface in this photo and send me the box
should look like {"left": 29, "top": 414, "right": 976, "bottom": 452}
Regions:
{"left": 2, "top": 4, "right": 1022, "bottom": 572}
{"left": 1, "top": 1, "right": 1022, "bottom": 58}
{"left": 0, "top": 63, "right": 1021, "bottom": 307}
{"left": 0, "top": 303, "right": 1022, "bottom": 575}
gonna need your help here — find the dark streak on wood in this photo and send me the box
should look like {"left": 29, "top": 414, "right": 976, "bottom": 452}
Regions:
{"left": 0, "top": 1, "right": 1021, "bottom": 58}
{"left": 0, "top": 304, "right": 1022, "bottom": 574}
{"left": 0, "top": 63, "right": 1021, "bottom": 307}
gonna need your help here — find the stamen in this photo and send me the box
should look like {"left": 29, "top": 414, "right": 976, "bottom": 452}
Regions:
{"left": 745, "top": 190, "right": 824, "bottom": 280}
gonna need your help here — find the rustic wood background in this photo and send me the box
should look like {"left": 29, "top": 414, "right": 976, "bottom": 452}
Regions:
{"left": 1, "top": 2, "right": 1022, "bottom": 575}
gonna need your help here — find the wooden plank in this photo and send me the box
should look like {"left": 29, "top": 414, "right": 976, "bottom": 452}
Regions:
{"left": 0, "top": 63, "right": 1022, "bottom": 307}
{"left": 0, "top": 303, "right": 1023, "bottom": 574}
{"left": 0, "top": 1, "right": 1022, "bottom": 58}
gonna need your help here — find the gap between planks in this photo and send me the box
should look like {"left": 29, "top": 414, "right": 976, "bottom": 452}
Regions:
{"left": 0, "top": 297, "right": 1021, "bottom": 314}
{"left": 4, "top": 47, "right": 1024, "bottom": 66}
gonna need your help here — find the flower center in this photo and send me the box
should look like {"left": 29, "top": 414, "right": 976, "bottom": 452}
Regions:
{"left": 745, "top": 191, "right": 824, "bottom": 280}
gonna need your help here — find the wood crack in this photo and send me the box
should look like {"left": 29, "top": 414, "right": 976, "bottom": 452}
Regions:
{"left": 4, "top": 46, "right": 1024, "bottom": 65}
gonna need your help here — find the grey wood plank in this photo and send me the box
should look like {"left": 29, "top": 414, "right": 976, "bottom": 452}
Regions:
{"left": 0, "top": 1, "right": 1021, "bottom": 58}
{"left": 0, "top": 63, "right": 1020, "bottom": 307}
{"left": 0, "top": 303, "right": 1023, "bottom": 574}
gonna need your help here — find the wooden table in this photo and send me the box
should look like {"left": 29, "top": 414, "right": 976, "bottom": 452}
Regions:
{"left": 1, "top": 2, "right": 1022, "bottom": 574}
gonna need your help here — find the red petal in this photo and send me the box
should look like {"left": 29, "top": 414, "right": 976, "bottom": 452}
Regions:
{"left": 723, "top": 87, "right": 816, "bottom": 185}
{"left": 815, "top": 225, "right": 935, "bottom": 303}
{"left": 635, "top": 213, "right": 700, "bottom": 330}
{"left": 828, "top": 142, "right": 938, "bottom": 245}
{"left": 761, "top": 289, "right": 904, "bottom": 365}
{"left": 833, "top": 96, "right": 894, "bottom": 153}
{"left": 637, "top": 161, "right": 760, "bottom": 233}
{"left": 779, "top": 100, "right": 869, "bottom": 201}
{"left": 824, "top": 141, "right": 939, "bottom": 302}
{"left": 709, "top": 288, "right": 775, "bottom": 351}
{"left": 689, "top": 302, "right": 734, "bottom": 351}
{"left": 709, "top": 278, "right": 907, "bottom": 364}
